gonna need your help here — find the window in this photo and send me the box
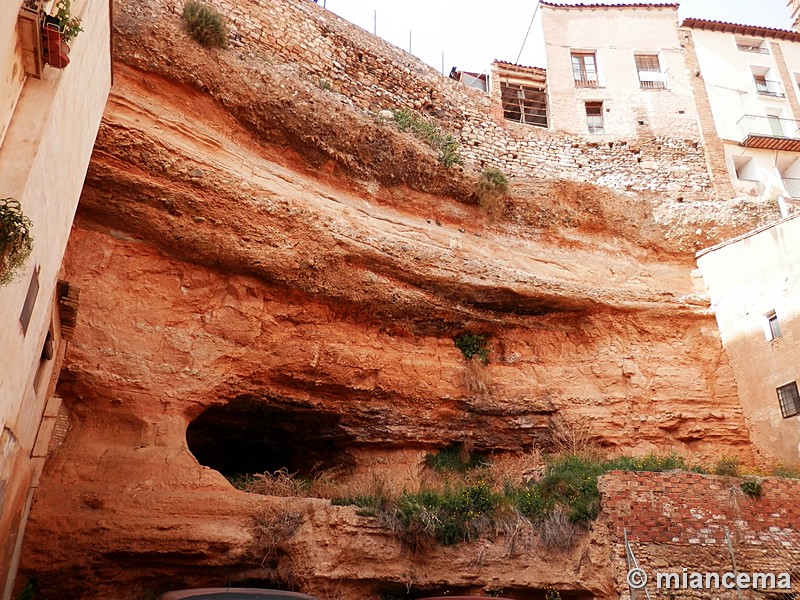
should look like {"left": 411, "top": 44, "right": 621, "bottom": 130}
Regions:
{"left": 571, "top": 52, "right": 598, "bottom": 88}
{"left": 736, "top": 37, "right": 768, "bottom": 54}
{"left": 765, "top": 310, "right": 782, "bottom": 340}
{"left": 777, "top": 382, "right": 800, "bottom": 418}
{"left": 585, "top": 102, "right": 604, "bottom": 133}
{"left": 752, "top": 66, "right": 785, "bottom": 98}
{"left": 635, "top": 54, "right": 667, "bottom": 89}
{"left": 19, "top": 265, "right": 40, "bottom": 335}
{"left": 732, "top": 155, "right": 758, "bottom": 181}
{"left": 500, "top": 82, "right": 548, "bottom": 127}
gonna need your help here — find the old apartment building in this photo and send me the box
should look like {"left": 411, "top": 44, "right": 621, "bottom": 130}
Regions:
{"left": 0, "top": 0, "right": 111, "bottom": 596}
{"left": 540, "top": 1, "right": 698, "bottom": 138}
{"left": 684, "top": 18, "right": 800, "bottom": 214}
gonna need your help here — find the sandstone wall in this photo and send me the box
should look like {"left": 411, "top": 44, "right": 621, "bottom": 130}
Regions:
{"left": 165, "top": 0, "right": 714, "bottom": 200}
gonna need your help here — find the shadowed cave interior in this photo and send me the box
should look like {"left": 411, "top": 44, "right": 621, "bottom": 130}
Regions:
{"left": 186, "top": 396, "right": 355, "bottom": 477}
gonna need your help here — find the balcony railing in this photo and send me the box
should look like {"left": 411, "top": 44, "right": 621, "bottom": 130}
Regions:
{"left": 737, "top": 43, "right": 769, "bottom": 54}
{"left": 638, "top": 70, "right": 668, "bottom": 89}
{"left": 783, "top": 178, "right": 800, "bottom": 199}
{"left": 755, "top": 79, "right": 785, "bottom": 97}
{"left": 738, "top": 114, "right": 800, "bottom": 151}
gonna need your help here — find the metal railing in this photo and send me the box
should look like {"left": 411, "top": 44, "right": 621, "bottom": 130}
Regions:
{"left": 639, "top": 71, "right": 668, "bottom": 89}
{"left": 755, "top": 79, "right": 785, "bottom": 97}
{"left": 737, "top": 43, "right": 769, "bottom": 54}
{"left": 738, "top": 114, "right": 800, "bottom": 140}
{"left": 782, "top": 177, "right": 800, "bottom": 198}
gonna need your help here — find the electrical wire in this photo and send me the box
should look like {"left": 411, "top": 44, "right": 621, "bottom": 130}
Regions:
{"left": 516, "top": 0, "right": 541, "bottom": 65}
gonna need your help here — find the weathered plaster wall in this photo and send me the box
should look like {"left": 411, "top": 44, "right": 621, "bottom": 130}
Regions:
{"left": 0, "top": 0, "right": 111, "bottom": 595}
{"left": 541, "top": 4, "right": 698, "bottom": 138}
{"left": 697, "top": 214, "right": 800, "bottom": 466}
{"left": 0, "top": 2, "right": 28, "bottom": 147}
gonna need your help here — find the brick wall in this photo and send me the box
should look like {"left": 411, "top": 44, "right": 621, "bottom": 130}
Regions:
{"left": 601, "top": 471, "right": 800, "bottom": 599}
{"left": 168, "top": 0, "right": 717, "bottom": 201}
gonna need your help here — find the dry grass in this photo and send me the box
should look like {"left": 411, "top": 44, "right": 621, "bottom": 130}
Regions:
{"left": 487, "top": 447, "right": 545, "bottom": 488}
{"left": 251, "top": 506, "right": 305, "bottom": 568}
{"left": 465, "top": 359, "right": 491, "bottom": 399}
{"left": 549, "top": 417, "right": 594, "bottom": 456}
{"left": 537, "top": 504, "right": 577, "bottom": 550}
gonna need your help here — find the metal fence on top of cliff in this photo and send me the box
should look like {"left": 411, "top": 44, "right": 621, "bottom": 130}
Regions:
{"left": 313, "top": 0, "right": 461, "bottom": 76}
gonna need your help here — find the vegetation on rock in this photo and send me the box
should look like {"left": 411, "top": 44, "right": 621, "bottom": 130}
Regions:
{"left": 391, "top": 108, "right": 464, "bottom": 167}
{"left": 453, "top": 332, "right": 489, "bottom": 364}
{"left": 182, "top": 1, "right": 228, "bottom": 48}
{"left": 476, "top": 167, "right": 509, "bottom": 215}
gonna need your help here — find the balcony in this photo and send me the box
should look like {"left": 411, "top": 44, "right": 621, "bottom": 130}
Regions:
{"left": 738, "top": 114, "right": 800, "bottom": 151}
{"left": 782, "top": 177, "right": 800, "bottom": 199}
{"left": 755, "top": 79, "right": 785, "bottom": 98}
{"left": 737, "top": 43, "right": 769, "bottom": 54}
{"left": 638, "top": 70, "right": 668, "bottom": 89}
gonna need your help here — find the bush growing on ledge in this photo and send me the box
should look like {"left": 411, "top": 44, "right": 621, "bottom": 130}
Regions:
{"left": 740, "top": 478, "right": 762, "bottom": 497}
{"left": 424, "top": 443, "right": 487, "bottom": 473}
{"left": 182, "top": 1, "right": 228, "bottom": 48}
{"left": 453, "top": 332, "right": 489, "bottom": 364}
{"left": 476, "top": 167, "right": 509, "bottom": 215}
{"left": 391, "top": 108, "right": 464, "bottom": 167}
{"left": 0, "top": 198, "right": 34, "bottom": 286}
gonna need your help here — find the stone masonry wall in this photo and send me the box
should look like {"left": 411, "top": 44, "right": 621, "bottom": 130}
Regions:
{"left": 601, "top": 471, "right": 800, "bottom": 599}
{"left": 175, "top": 0, "right": 716, "bottom": 200}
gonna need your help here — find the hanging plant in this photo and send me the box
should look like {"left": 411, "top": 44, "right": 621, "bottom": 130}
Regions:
{"left": 54, "top": 0, "right": 83, "bottom": 43}
{"left": 0, "top": 198, "right": 34, "bottom": 286}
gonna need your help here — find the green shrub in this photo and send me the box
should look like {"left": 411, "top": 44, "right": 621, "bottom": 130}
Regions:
{"left": 394, "top": 483, "right": 499, "bottom": 545}
{"left": 333, "top": 451, "right": 707, "bottom": 548}
{"left": 182, "top": 1, "right": 228, "bottom": 48}
{"left": 424, "top": 443, "right": 487, "bottom": 472}
{"left": 713, "top": 456, "right": 740, "bottom": 477}
{"left": 391, "top": 108, "right": 464, "bottom": 167}
{"left": 0, "top": 198, "right": 33, "bottom": 286}
{"left": 740, "top": 478, "right": 762, "bottom": 497}
{"left": 454, "top": 332, "right": 489, "bottom": 364}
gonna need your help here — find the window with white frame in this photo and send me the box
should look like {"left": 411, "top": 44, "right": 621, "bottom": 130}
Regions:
{"left": 634, "top": 54, "right": 667, "bottom": 89}
{"left": 777, "top": 382, "right": 800, "bottom": 418}
{"left": 764, "top": 310, "right": 782, "bottom": 341}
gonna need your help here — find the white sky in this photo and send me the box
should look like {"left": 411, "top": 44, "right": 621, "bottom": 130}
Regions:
{"left": 319, "top": 0, "right": 794, "bottom": 74}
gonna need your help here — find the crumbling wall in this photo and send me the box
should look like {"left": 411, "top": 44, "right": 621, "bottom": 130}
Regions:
{"left": 168, "top": 0, "right": 715, "bottom": 200}
{"left": 601, "top": 471, "right": 800, "bottom": 599}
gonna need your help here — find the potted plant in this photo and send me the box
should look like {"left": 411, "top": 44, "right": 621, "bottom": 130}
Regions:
{"left": 54, "top": 0, "right": 82, "bottom": 43}
{"left": 0, "top": 198, "right": 34, "bottom": 286}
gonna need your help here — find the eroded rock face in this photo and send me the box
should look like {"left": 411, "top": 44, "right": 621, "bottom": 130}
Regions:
{"left": 15, "top": 1, "right": 766, "bottom": 597}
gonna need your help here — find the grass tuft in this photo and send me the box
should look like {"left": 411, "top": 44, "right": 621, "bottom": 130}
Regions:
{"left": 182, "top": 1, "right": 228, "bottom": 48}
{"left": 391, "top": 108, "right": 464, "bottom": 167}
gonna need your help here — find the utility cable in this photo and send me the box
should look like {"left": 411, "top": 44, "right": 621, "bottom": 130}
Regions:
{"left": 516, "top": 0, "right": 541, "bottom": 65}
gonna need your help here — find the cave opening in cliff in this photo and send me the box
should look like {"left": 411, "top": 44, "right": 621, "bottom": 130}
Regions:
{"left": 186, "top": 396, "right": 354, "bottom": 478}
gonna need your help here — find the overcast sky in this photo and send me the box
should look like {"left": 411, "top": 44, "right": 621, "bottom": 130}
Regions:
{"left": 320, "top": 0, "right": 794, "bottom": 74}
